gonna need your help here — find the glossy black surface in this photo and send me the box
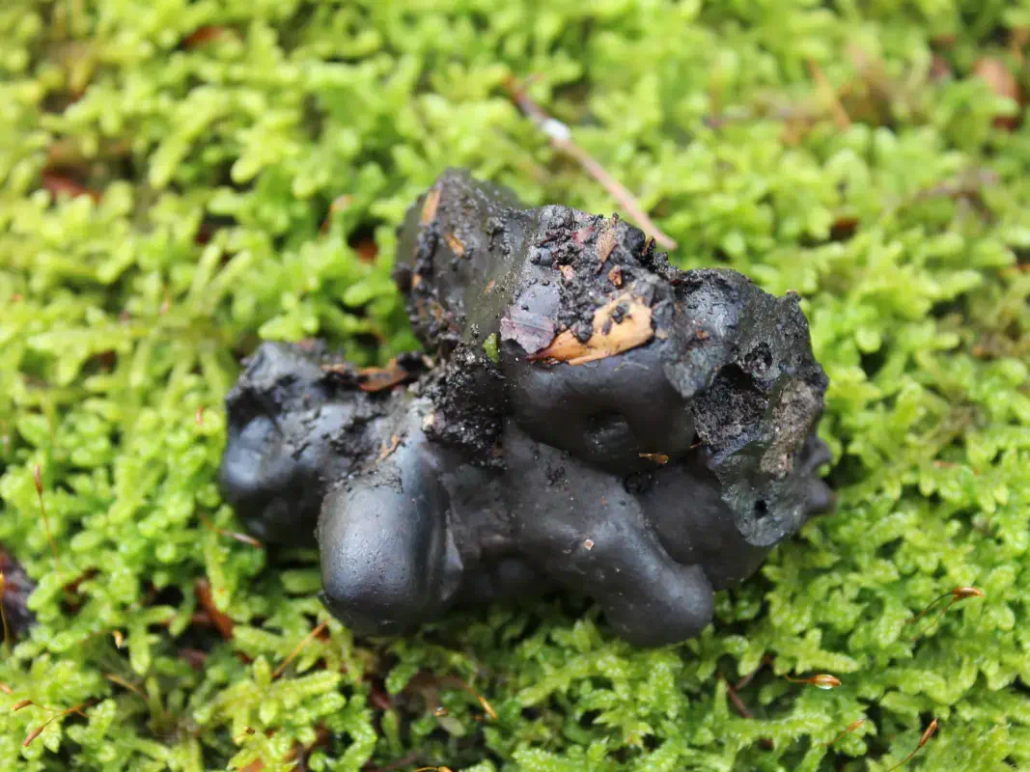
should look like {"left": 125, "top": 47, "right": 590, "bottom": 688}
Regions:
{"left": 221, "top": 169, "right": 834, "bottom": 646}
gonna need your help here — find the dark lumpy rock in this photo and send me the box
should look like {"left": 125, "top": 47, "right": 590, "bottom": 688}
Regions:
{"left": 219, "top": 341, "right": 395, "bottom": 545}
{"left": 0, "top": 546, "right": 35, "bottom": 638}
{"left": 221, "top": 169, "right": 834, "bottom": 646}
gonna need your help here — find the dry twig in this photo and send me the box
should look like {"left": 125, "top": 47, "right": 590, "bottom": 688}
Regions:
{"left": 505, "top": 78, "right": 677, "bottom": 250}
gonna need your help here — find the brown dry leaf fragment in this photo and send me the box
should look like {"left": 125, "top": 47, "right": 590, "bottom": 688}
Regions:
{"left": 379, "top": 435, "right": 402, "bottom": 461}
{"left": 41, "top": 172, "right": 101, "bottom": 202}
{"left": 531, "top": 293, "right": 653, "bottom": 365}
{"left": 596, "top": 220, "right": 618, "bottom": 267}
{"left": 182, "top": 26, "right": 229, "bottom": 48}
{"left": 607, "top": 265, "right": 623, "bottom": 287}
{"left": 973, "top": 57, "right": 1022, "bottom": 129}
{"left": 500, "top": 309, "right": 557, "bottom": 355}
{"left": 357, "top": 360, "right": 411, "bottom": 392}
{"left": 572, "top": 225, "right": 595, "bottom": 246}
{"left": 0, "top": 683, "right": 12, "bottom": 695}
{"left": 639, "top": 453, "right": 669, "bottom": 465}
{"left": 351, "top": 237, "right": 378, "bottom": 263}
{"left": 830, "top": 216, "right": 860, "bottom": 241}
{"left": 421, "top": 187, "right": 441, "bottom": 226}
{"left": 444, "top": 232, "right": 466, "bottom": 257}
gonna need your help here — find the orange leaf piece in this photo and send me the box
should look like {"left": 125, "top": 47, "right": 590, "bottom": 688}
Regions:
{"left": 357, "top": 360, "right": 412, "bottom": 392}
{"left": 532, "top": 293, "right": 653, "bottom": 365}
{"left": 444, "top": 232, "right": 466, "bottom": 257}
{"left": 421, "top": 187, "right": 441, "bottom": 226}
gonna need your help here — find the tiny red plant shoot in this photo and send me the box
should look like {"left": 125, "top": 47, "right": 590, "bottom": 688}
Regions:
{"left": 446, "top": 678, "right": 498, "bottom": 721}
{"left": 33, "top": 464, "right": 62, "bottom": 578}
{"left": 104, "top": 674, "right": 147, "bottom": 701}
{"left": 467, "top": 683, "right": 498, "bottom": 721}
{"left": 824, "top": 718, "right": 866, "bottom": 747}
{"left": 887, "top": 718, "right": 938, "bottom": 771}
{"left": 785, "top": 673, "right": 842, "bottom": 690}
{"left": 272, "top": 620, "right": 329, "bottom": 680}
{"left": 907, "top": 587, "right": 984, "bottom": 640}
{"left": 22, "top": 700, "right": 94, "bottom": 747}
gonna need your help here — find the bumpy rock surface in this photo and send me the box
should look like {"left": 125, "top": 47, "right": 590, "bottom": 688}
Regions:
{"left": 221, "top": 169, "right": 833, "bottom": 646}
{"left": 0, "top": 545, "right": 35, "bottom": 639}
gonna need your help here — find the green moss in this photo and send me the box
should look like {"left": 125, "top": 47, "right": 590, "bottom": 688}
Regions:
{"left": 1, "top": 1, "right": 1029, "bottom": 770}
{"left": 483, "top": 333, "right": 500, "bottom": 364}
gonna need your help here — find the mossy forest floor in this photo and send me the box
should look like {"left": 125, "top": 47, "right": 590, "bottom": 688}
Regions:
{"left": 2, "top": 1, "right": 1030, "bottom": 770}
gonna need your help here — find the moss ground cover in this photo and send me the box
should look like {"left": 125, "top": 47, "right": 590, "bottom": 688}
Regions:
{"left": 2, "top": 1, "right": 1030, "bottom": 770}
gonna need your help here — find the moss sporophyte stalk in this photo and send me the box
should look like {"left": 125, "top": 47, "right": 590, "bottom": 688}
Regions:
{"left": 1, "top": 1, "right": 1029, "bottom": 770}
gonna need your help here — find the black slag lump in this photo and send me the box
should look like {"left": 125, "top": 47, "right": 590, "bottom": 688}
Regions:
{"left": 220, "top": 169, "right": 833, "bottom": 647}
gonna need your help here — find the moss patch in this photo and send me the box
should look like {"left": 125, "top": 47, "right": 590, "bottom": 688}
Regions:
{"left": 2, "top": 1, "right": 1029, "bottom": 770}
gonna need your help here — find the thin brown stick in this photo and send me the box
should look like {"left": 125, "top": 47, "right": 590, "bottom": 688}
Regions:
{"left": 724, "top": 680, "right": 753, "bottom": 719}
{"left": 824, "top": 718, "right": 866, "bottom": 746}
{"left": 198, "top": 512, "right": 263, "bottom": 549}
{"left": 505, "top": 77, "right": 677, "bottom": 251}
{"left": 272, "top": 620, "right": 328, "bottom": 680}
{"left": 105, "top": 674, "right": 147, "bottom": 701}
{"left": 32, "top": 465, "right": 62, "bottom": 578}
{"left": 734, "top": 655, "right": 773, "bottom": 691}
{"left": 437, "top": 676, "right": 498, "bottom": 721}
